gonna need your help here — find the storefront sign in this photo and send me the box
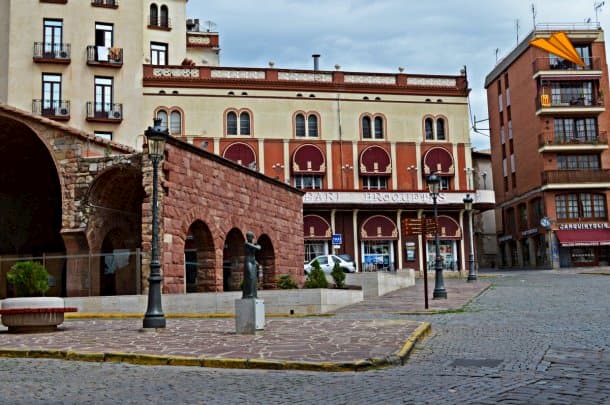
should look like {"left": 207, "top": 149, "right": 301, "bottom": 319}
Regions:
{"left": 498, "top": 235, "right": 513, "bottom": 242}
{"left": 521, "top": 228, "right": 538, "bottom": 237}
{"left": 303, "top": 191, "right": 495, "bottom": 205}
{"left": 558, "top": 223, "right": 609, "bottom": 230}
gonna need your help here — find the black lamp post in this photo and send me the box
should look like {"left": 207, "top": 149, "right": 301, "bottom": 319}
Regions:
{"left": 143, "top": 118, "right": 168, "bottom": 329}
{"left": 427, "top": 173, "right": 447, "bottom": 299}
{"left": 463, "top": 194, "right": 476, "bottom": 281}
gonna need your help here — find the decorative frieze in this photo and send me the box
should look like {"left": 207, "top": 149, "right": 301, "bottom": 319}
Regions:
{"left": 187, "top": 36, "right": 211, "bottom": 45}
{"left": 211, "top": 70, "right": 266, "bottom": 80}
{"left": 277, "top": 72, "right": 332, "bottom": 82}
{"left": 152, "top": 68, "right": 200, "bottom": 78}
{"left": 407, "top": 77, "right": 457, "bottom": 87}
{"left": 344, "top": 75, "right": 396, "bottom": 85}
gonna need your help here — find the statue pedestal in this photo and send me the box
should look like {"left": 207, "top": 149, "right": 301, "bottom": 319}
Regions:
{"left": 235, "top": 298, "right": 265, "bottom": 334}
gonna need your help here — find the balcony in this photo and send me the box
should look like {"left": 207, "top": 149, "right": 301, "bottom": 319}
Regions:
{"left": 148, "top": 16, "right": 172, "bottom": 30}
{"left": 32, "top": 100, "right": 70, "bottom": 121}
{"left": 538, "top": 131, "right": 608, "bottom": 152}
{"left": 86, "top": 46, "right": 123, "bottom": 68}
{"left": 33, "top": 43, "right": 71, "bottom": 64}
{"left": 40, "top": 0, "right": 68, "bottom": 3}
{"left": 541, "top": 169, "right": 610, "bottom": 188}
{"left": 535, "top": 93, "right": 604, "bottom": 116}
{"left": 91, "top": 0, "right": 118, "bottom": 8}
{"left": 86, "top": 102, "right": 123, "bottom": 123}
{"left": 533, "top": 56, "right": 602, "bottom": 78}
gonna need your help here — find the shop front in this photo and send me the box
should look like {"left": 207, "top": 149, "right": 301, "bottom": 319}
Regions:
{"left": 303, "top": 214, "right": 332, "bottom": 263}
{"left": 555, "top": 223, "right": 610, "bottom": 267}
{"left": 360, "top": 215, "right": 397, "bottom": 272}
{"left": 425, "top": 215, "right": 462, "bottom": 271}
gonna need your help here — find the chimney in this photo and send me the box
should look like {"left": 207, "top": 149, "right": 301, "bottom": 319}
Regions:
{"left": 312, "top": 54, "right": 320, "bottom": 71}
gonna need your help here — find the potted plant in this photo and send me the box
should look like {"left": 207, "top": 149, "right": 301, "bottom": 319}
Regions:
{"left": 0, "top": 261, "right": 76, "bottom": 333}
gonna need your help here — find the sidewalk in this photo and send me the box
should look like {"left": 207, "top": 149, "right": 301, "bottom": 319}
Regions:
{"left": 0, "top": 279, "right": 490, "bottom": 372}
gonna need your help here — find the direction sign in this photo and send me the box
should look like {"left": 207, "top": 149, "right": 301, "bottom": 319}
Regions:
{"left": 332, "top": 234, "right": 342, "bottom": 245}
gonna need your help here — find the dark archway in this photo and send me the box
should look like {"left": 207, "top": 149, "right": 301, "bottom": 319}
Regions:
{"left": 0, "top": 117, "right": 65, "bottom": 298}
{"left": 255, "top": 234, "right": 276, "bottom": 289}
{"left": 222, "top": 228, "right": 245, "bottom": 291}
{"left": 184, "top": 220, "right": 215, "bottom": 292}
{"left": 87, "top": 165, "right": 143, "bottom": 295}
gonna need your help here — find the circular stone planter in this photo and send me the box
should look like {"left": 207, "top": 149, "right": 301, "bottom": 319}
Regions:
{"left": 0, "top": 297, "right": 77, "bottom": 333}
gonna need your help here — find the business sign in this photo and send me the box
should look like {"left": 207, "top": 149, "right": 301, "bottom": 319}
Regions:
{"left": 332, "top": 234, "right": 342, "bottom": 245}
{"left": 558, "top": 223, "right": 609, "bottom": 230}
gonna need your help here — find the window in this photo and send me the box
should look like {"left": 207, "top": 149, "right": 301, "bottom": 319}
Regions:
{"left": 149, "top": 4, "right": 158, "bottom": 25}
{"left": 557, "top": 155, "right": 600, "bottom": 170}
{"left": 160, "top": 5, "right": 169, "bottom": 27}
{"left": 362, "top": 116, "right": 372, "bottom": 139}
{"left": 423, "top": 116, "right": 447, "bottom": 140}
{"left": 43, "top": 19, "right": 63, "bottom": 57}
{"left": 225, "top": 110, "right": 251, "bottom": 136}
{"left": 94, "top": 131, "right": 113, "bottom": 141}
{"left": 294, "top": 175, "right": 323, "bottom": 190}
{"left": 42, "top": 73, "right": 62, "bottom": 113}
{"left": 551, "top": 81, "right": 594, "bottom": 106}
{"left": 554, "top": 118, "right": 597, "bottom": 142}
{"left": 239, "top": 112, "right": 250, "bottom": 135}
{"left": 294, "top": 112, "right": 319, "bottom": 137}
{"left": 550, "top": 45, "right": 592, "bottom": 69}
{"left": 151, "top": 42, "right": 168, "bottom": 65}
{"left": 440, "top": 177, "right": 450, "bottom": 190}
{"left": 518, "top": 204, "right": 528, "bottom": 230}
{"left": 374, "top": 117, "right": 384, "bottom": 139}
{"left": 505, "top": 208, "right": 515, "bottom": 234}
{"left": 555, "top": 193, "right": 607, "bottom": 219}
{"left": 94, "top": 76, "right": 113, "bottom": 114}
{"left": 95, "top": 23, "right": 113, "bottom": 48}
{"left": 170, "top": 111, "right": 181, "bottom": 134}
{"left": 531, "top": 198, "right": 544, "bottom": 225}
{"left": 424, "top": 118, "right": 434, "bottom": 140}
{"left": 295, "top": 114, "right": 306, "bottom": 137}
{"left": 362, "top": 176, "right": 388, "bottom": 190}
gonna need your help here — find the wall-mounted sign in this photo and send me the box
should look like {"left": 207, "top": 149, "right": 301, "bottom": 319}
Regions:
{"left": 558, "top": 223, "right": 609, "bottom": 230}
{"left": 498, "top": 235, "right": 513, "bottom": 242}
{"left": 521, "top": 228, "right": 538, "bottom": 237}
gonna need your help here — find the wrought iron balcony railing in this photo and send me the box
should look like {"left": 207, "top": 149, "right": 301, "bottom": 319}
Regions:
{"left": 32, "top": 99, "right": 70, "bottom": 121}
{"left": 86, "top": 45, "right": 123, "bottom": 67}
{"left": 541, "top": 169, "right": 610, "bottom": 184}
{"left": 86, "top": 102, "right": 123, "bottom": 122}
{"left": 533, "top": 56, "right": 601, "bottom": 73}
{"left": 538, "top": 131, "right": 608, "bottom": 147}
{"left": 33, "top": 42, "right": 71, "bottom": 62}
{"left": 91, "top": 0, "right": 118, "bottom": 8}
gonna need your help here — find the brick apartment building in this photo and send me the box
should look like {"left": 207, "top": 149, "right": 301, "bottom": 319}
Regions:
{"left": 485, "top": 23, "right": 610, "bottom": 269}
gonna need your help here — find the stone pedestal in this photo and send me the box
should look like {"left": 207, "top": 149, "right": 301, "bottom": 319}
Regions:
{"left": 235, "top": 298, "right": 265, "bottom": 334}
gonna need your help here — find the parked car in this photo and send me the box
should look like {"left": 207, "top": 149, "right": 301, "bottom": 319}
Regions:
{"left": 304, "top": 254, "right": 356, "bottom": 275}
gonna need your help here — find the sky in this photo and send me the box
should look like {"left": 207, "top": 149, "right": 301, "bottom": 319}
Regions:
{"left": 186, "top": 0, "right": 610, "bottom": 150}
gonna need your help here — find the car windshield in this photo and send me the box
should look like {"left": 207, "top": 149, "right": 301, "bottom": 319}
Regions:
{"left": 338, "top": 254, "right": 353, "bottom": 262}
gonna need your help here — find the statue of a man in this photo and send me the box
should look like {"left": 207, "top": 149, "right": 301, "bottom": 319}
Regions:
{"left": 242, "top": 231, "right": 261, "bottom": 299}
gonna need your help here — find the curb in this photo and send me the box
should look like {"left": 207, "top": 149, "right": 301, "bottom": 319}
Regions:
{"left": 578, "top": 271, "right": 610, "bottom": 276}
{"left": 391, "top": 283, "right": 492, "bottom": 315}
{"left": 65, "top": 313, "right": 335, "bottom": 319}
{"left": 0, "top": 322, "right": 431, "bottom": 372}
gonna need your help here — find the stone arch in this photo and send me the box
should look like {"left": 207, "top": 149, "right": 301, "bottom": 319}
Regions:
{"left": 223, "top": 228, "right": 245, "bottom": 291}
{"left": 255, "top": 234, "right": 276, "bottom": 289}
{"left": 184, "top": 220, "right": 216, "bottom": 293}
{"left": 0, "top": 114, "right": 66, "bottom": 298}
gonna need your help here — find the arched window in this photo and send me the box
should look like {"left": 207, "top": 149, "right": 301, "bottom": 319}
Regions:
{"left": 170, "top": 110, "right": 181, "bottom": 134}
{"left": 150, "top": 4, "right": 158, "bottom": 26}
{"left": 374, "top": 116, "right": 384, "bottom": 139}
{"left": 436, "top": 118, "right": 446, "bottom": 140}
{"left": 160, "top": 5, "right": 169, "bottom": 28}
{"left": 362, "top": 116, "right": 372, "bottom": 139}
{"left": 308, "top": 115, "right": 318, "bottom": 137}
{"left": 295, "top": 114, "right": 306, "bottom": 137}
{"left": 239, "top": 111, "right": 251, "bottom": 135}
{"left": 226, "top": 111, "right": 238, "bottom": 135}
{"left": 156, "top": 109, "right": 168, "bottom": 130}
{"left": 425, "top": 118, "right": 434, "bottom": 140}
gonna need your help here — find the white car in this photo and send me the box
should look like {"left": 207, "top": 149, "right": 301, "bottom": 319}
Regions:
{"left": 304, "top": 255, "right": 356, "bottom": 275}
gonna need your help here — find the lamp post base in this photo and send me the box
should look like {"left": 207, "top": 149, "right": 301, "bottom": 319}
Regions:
{"left": 467, "top": 274, "right": 477, "bottom": 282}
{"left": 432, "top": 288, "right": 447, "bottom": 299}
{"left": 143, "top": 316, "right": 166, "bottom": 329}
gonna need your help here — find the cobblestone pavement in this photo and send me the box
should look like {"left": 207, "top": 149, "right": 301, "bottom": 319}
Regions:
{"left": 0, "top": 270, "right": 608, "bottom": 404}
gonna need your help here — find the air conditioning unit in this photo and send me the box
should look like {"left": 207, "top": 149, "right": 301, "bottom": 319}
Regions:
{"left": 58, "top": 50, "right": 69, "bottom": 59}
{"left": 55, "top": 106, "right": 69, "bottom": 117}
{"left": 108, "top": 109, "right": 122, "bottom": 120}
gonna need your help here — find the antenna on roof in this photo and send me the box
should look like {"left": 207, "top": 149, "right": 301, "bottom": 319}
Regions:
{"left": 495, "top": 48, "right": 500, "bottom": 64}
{"left": 531, "top": 3, "right": 537, "bottom": 28}
{"left": 203, "top": 20, "right": 217, "bottom": 32}
{"left": 515, "top": 19, "right": 521, "bottom": 44}
{"left": 594, "top": 1, "right": 605, "bottom": 24}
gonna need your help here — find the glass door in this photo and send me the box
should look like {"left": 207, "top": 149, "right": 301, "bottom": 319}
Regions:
{"left": 94, "top": 77, "right": 112, "bottom": 117}
{"left": 43, "top": 19, "right": 62, "bottom": 56}
{"left": 42, "top": 74, "right": 61, "bottom": 115}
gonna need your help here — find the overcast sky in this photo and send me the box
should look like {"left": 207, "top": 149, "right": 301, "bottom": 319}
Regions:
{"left": 186, "top": 1, "right": 610, "bottom": 150}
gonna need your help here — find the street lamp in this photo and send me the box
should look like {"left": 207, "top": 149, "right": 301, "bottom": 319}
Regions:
{"left": 463, "top": 194, "right": 476, "bottom": 281}
{"left": 426, "top": 172, "right": 447, "bottom": 299}
{"left": 143, "top": 118, "right": 168, "bottom": 329}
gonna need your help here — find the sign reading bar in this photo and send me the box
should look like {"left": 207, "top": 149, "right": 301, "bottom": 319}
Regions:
{"left": 558, "top": 223, "right": 609, "bottom": 230}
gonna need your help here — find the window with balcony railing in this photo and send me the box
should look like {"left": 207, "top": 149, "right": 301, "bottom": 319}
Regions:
{"left": 557, "top": 155, "right": 600, "bottom": 170}
{"left": 550, "top": 81, "right": 594, "bottom": 106}
{"left": 554, "top": 118, "right": 598, "bottom": 142}
{"left": 550, "top": 45, "right": 592, "bottom": 70}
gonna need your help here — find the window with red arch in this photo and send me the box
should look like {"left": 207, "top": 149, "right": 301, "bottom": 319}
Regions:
{"left": 294, "top": 112, "right": 319, "bottom": 138}
{"left": 423, "top": 115, "right": 447, "bottom": 141}
{"left": 361, "top": 114, "right": 385, "bottom": 139}
{"left": 155, "top": 107, "right": 182, "bottom": 135}
{"left": 225, "top": 109, "right": 252, "bottom": 136}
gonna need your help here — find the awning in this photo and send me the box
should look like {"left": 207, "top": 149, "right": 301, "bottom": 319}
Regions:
{"left": 539, "top": 74, "right": 601, "bottom": 81}
{"left": 556, "top": 229, "right": 610, "bottom": 247}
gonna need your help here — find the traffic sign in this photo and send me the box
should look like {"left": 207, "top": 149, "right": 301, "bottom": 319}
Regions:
{"left": 332, "top": 234, "right": 342, "bottom": 245}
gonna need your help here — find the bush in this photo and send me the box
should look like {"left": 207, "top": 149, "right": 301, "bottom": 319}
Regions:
{"left": 7, "top": 261, "right": 50, "bottom": 297}
{"left": 304, "top": 259, "right": 328, "bottom": 289}
{"left": 331, "top": 262, "right": 346, "bottom": 289}
{"left": 277, "top": 274, "right": 298, "bottom": 289}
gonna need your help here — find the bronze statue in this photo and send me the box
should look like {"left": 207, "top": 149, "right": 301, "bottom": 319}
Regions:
{"left": 242, "top": 231, "right": 261, "bottom": 298}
